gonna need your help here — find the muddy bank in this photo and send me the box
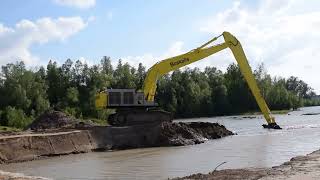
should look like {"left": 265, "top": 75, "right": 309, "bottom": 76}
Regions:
{"left": 302, "top": 112, "right": 320, "bottom": 116}
{"left": 0, "top": 121, "right": 233, "bottom": 164}
{"left": 173, "top": 149, "right": 320, "bottom": 180}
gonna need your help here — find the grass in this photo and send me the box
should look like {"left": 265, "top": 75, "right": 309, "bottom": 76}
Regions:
{"left": 80, "top": 118, "right": 108, "bottom": 126}
{"left": 0, "top": 126, "right": 21, "bottom": 132}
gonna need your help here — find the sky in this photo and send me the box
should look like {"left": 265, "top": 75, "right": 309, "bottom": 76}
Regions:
{"left": 0, "top": 0, "right": 320, "bottom": 93}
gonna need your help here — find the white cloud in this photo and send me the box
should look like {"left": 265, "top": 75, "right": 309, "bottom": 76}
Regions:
{"left": 107, "top": 11, "right": 113, "bottom": 21}
{"left": 54, "top": 0, "right": 95, "bottom": 9}
{"left": 78, "top": 56, "right": 95, "bottom": 66}
{"left": 88, "top": 16, "right": 96, "bottom": 22}
{"left": 199, "top": 0, "right": 320, "bottom": 93}
{"left": 121, "top": 41, "right": 185, "bottom": 69}
{"left": 0, "top": 17, "right": 88, "bottom": 66}
{"left": 115, "top": 0, "right": 320, "bottom": 93}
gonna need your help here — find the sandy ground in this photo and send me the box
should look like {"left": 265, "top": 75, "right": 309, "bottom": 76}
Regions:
{"left": 0, "top": 130, "right": 81, "bottom": 140}
{"left": 173, "top": 149, "right": 320, "bottom": 180}
{"left": 0, "top": 170, "right": 50, "bottom": 180}
{"left": 260, "top": 150, "right": 320, "bottom": 180}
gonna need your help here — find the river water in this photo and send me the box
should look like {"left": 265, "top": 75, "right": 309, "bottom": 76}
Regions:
{"left": 2, "top": 106, "right": 320, "bottom": 180}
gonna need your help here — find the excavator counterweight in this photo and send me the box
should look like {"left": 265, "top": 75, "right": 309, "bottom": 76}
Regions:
{"left": 96, "top": 31, "right": 281, "bottom": 129}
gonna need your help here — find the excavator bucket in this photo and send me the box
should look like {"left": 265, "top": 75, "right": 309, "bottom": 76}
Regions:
{"left": 262, "top": 123, "right": 282, "bottom": 129}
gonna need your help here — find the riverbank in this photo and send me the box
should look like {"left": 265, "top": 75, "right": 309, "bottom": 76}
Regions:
{"left": 0, "top": 122, "right": 233, "bottom": 164}
{"left": 0, "top": 121, "right": 233, "bottom": 179}
{"left": 173, "top": 148, "right": 320, "bottom": 180}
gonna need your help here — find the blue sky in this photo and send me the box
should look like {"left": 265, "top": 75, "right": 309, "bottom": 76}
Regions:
{"left": 0, "top": 0, "right": 239, "bottom": 62}
{"left": 0, "top": 0, "right": 320, "bottom": 92}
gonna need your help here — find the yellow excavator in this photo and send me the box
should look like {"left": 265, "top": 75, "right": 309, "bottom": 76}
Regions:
{"left": 95, "top": 31, "right": 281, "bottom": 129}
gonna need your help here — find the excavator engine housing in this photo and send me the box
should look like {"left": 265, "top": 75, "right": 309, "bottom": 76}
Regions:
{"left": 96, "top": 89, "right": 158, "bottom": 108}
{"left": 96, "top": 89, "right": 172, "bottom": 126}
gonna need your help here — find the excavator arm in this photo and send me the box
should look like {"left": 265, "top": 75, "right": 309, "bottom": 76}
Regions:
{"left": 142, "top": 31, "right": 280, "bottom": 129}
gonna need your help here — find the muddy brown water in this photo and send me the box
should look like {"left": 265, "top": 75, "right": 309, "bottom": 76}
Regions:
{"left": 2, "top": 106, "right": 320, "bottom": 180}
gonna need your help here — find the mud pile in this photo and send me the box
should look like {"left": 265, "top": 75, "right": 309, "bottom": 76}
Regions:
{"left": 159, "top": 122, "right": 233, "bottom": 146}
{"left": 88, "top": 121, "right": 234, "bottom": 150}
{"left": 27, "top": 111, "right": 78, "bottom": 130}
{"left": 26, "top": 111, "right": 95, "bottom": 131}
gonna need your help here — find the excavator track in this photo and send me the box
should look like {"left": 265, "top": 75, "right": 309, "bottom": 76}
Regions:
{"left": 108, "top": 108, "right": 172, "bottom": 126}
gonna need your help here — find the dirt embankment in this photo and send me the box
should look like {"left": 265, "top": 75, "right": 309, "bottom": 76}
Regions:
{"left": 173, "top": 149, "right": 320, "bottom": 180}
{"left": 0, "top": 111, "right": 233, "bottom": 164}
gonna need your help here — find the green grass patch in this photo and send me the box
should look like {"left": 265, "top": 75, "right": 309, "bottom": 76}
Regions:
{"left": 0, "top": 126, "right": 22, "bottom": 132}
{"left": 80, "top": 118, "right": 108, "bottom": 126}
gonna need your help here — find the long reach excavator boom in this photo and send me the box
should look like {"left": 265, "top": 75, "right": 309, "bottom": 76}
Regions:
{"left": 95, "top": 31, "right": 281, "bottom": 129}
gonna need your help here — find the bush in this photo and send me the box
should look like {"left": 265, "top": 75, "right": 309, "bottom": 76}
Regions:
{"left": 97, "top": 109, "right": 114, "bottom": 120}
{"left": 5, "top": 106, "right": 32, "bottom": 129}
{"left": 63, "top": 107, "right": 77, "bottom": 117}
{"left": 0, "top": 110, "right": 4, "bottom": 126}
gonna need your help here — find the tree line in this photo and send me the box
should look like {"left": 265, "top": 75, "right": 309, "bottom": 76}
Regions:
{"left": 0, "top": 56, "right": 319, "bottom": 128}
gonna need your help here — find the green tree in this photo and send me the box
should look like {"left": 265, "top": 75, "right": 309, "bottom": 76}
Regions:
{"left": 1, "top": 62, "right": 49, "bottom": 116}
{"left": 100, "top": 56, "right": 113, "bottom": 75}
{"left": 4, "top": 106, "right": 32, "bottom": 129}
{"left": 0, "top": 56, "right": 318, "bottom": 129}
{"left": 205, "top": 67, "right": 229, "bottom": 115}
{"left": 135, "top": 63, "right": 146, "bottom": 90}
{"left": 113, "top": 60, "right": 136, "bottom": 88}
{"left": 66, "top": 87, "right": 79, "bottom": 105}
{"left": 224, "top": 63, "right": 256, "bottom": 113}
